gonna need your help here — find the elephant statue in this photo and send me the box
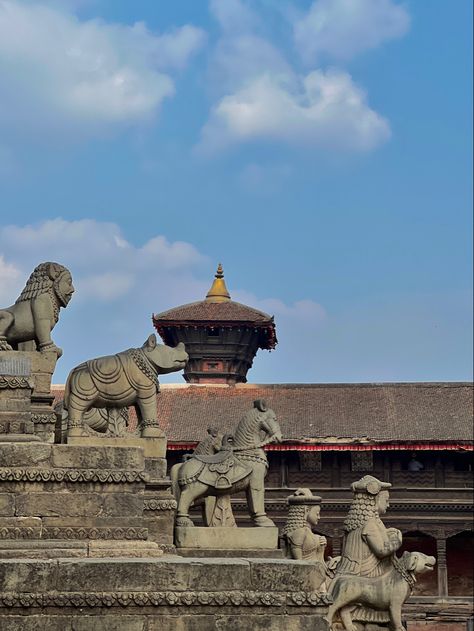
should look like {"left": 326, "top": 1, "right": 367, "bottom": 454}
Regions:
{"left": 171, "top": 399, "right": 282, "bottom": 527}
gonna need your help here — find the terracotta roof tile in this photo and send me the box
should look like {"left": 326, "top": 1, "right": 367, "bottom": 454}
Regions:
{"left": 53, "top": 382, "right": 473, "bottom": 445}
{"left": 153, "top": 300, "right": 274, "bottom": 324}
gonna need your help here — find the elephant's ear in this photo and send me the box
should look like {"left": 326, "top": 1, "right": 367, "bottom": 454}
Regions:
{"left": 145, "top": 334, "right": 157, "bottom": 350}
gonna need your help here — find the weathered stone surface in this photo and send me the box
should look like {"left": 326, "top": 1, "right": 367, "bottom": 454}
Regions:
{"left": 51, "top": 444, "right": 144, "bottom": 471}
{"left": 15, "top": 493, "right": 104, "bottom": 517}
{"left": 0, "top": 516, "right": 42, "bottom": 539}
{"left": 215, "top": 615, "right": 328, "bottom": 631}
{"left": 102, "top": 493, "right": 143, "bottom": 517}
{"left": 0, "top": 494, "right": 14, "bottom": 516}
{"left": 0, "top": 442, "right": 52, "bottom": 466}
{"left": 0, "top": 559, "right": 56, "bottom": 591}
{"left": 0, "top": 541, "right": 88, "bottom": 559}
{"left": 147, "top": 616, "right": 217, "bottom": 631}
{"left": 72, "top": 618, "right": 146, "bottom": 631}
{"left": 145, "top": 456, "right": 167, "bottom": 478}
{"left": 250, "top": 558, "right": 327, "bottom": 592}
{"left": 174, "top": 526, "right": 279, "bottom": 550}
{"left": 0, "top": 617, "right": 74, "bottom": 631}
{"left": 68, "top": 435, "right": 167, "bottom": 459}
{"left": 87, "top": 541, "right": 163, "bottom": 558}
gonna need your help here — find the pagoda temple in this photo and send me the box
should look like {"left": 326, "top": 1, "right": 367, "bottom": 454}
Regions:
{"left": 152, "top": 264, "right": 277, "bottom": 384}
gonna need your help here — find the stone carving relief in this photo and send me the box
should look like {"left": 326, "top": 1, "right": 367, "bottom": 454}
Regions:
{"left": 171, "top": 399, "right": 282, "bottom": 527}
{"left": 64, "top": 334, "right": 188, "bottom": 438}
{"left": 0, "top": 262, "right": 74, "bottom": 356}
{"left": 325, "top": 475, "right": 436, "bottom": 631}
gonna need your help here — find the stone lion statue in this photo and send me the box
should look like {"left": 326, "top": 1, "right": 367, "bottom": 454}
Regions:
{"left": 0, "top": 262, "right": 74, "bottom": 356}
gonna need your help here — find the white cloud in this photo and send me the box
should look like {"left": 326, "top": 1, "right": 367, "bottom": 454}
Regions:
{"left": 0, "top": 255, "right": 22, "bottom": 303}
{"left": 0, "top": 219, "right": 207, "bottom": 299}
{"left": 199, "top": 0, "right": 395, "bottom": 154}
{"left": 0, "top": 1, "right": 205, "bottom": 137}
{"left": 199, "top": 70, "right": 390, "bottom": 153}
{"left": 294, "top": 0, "right": 410, "bottom": 63}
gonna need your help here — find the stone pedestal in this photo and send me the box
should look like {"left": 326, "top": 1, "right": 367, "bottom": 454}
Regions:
{"left": 174, "top": 526, "right": 281, "bottom": 558}
{"left": 0, "top": 442, "right": 170, "bottom": 558}
{"left": 0, "top": 355, "right": 39, "bottom": 442}
{"left": 0, "top": 351, "right": 59, "bottom": 443}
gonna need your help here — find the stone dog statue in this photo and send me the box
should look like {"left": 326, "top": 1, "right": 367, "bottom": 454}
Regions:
{"left": 171, "top": 399, "right": 282, "bottom": 527}
{"left": 0, "top": 262, "right": 74, "bottom": 356}
{"left": 326, "top": 551, "right": 435, "bottom": 631}
{"left": 64, "top": 334, "right": 188, "bottom": 438}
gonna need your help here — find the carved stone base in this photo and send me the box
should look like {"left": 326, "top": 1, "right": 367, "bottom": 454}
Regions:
{"left": 174, "top": 526, "right": 279, "bottom": 551}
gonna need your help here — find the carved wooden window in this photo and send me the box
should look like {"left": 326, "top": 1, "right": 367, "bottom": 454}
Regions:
{"left": 299, "top": 451, "right": 322, "bottom": 472}
{"left": 351, "top": 451, "right": 374, "bottom": 471}
{"left": 203, "top": 360, "right": 223, "bottom": 371}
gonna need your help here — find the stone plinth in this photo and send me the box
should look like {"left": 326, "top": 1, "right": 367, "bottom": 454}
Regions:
{"left": 174, "top": 526, "right": 280, "bottom": 557}
{"left": 0, "top": 351, "right": 59, "bottom": 442}
{"left": 67, "top": 434, "right": 166, "bottom": 459}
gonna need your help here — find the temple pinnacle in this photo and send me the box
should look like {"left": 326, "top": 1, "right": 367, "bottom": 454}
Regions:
{"left": 206, "top": 263, "right": 231, "bottom": 303}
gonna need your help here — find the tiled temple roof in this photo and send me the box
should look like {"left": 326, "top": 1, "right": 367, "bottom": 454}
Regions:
{"left": 153, "top": 299, "right": 274, "bottom": 324}
{"left": 52, "top": 382, "right": 473, "bottom": 446}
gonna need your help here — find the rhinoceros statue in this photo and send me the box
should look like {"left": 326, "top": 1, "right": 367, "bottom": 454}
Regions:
{"left": 64, "top": 334, "right": 188, "bottom": 438}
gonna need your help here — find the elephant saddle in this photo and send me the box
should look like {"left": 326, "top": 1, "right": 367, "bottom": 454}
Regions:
{"left": 186, "top": 451, "right": 252, "bottom": 490}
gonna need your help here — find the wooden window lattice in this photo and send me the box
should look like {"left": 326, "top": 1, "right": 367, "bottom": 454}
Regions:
{"left": 299, "top": 451, "right": 322, "bottom": 472}
{"left": 351, "top": 451, "right": 374, "bottom": 471}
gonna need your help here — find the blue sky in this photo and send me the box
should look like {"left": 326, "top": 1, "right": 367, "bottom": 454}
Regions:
{"left": 0, "top": 0, "right": 472, "bottom": 384}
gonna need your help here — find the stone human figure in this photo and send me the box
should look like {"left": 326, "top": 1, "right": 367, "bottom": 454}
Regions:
{"left": 282, "top": 488, "right": 328, "bottom": 591}
{"left": 326, "top": 475, "right": 404, "bottom": 629}
{"left": 335, "top": 475, "right": 402, "bottom": 580}
{"left": 0, "top": 262, "right": 74, "bottom": 355}
{"left": 282, "top": 488, "right": 327, "bottom": 562}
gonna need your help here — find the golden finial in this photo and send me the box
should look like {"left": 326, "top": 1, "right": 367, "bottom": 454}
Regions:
{"left": 206, "top": 263, "right": 231, "bottom": 303}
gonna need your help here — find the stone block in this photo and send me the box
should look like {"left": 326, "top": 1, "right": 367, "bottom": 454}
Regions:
{"left": 0, "top": 494, "right": 14, "bottom": 516}
{"left": 0, "top": 617, "right": 74, "bottom": 631}
{"left": 145, "top": 456, "right": 167, "bottom": 478}
{"left": 0, "top": 559, "right": 56, "bottom": 592}
{"left": 0, "top": 516, "right": 42, "bottom": 539}
{"left": 52, "top": 557, "right": 252, "bottom": 593}
{"left": 87, "top": 540, "right": 163, "bottom": 558}
{"left": 249, "top": 558, "right": 324, "bottom": 592}
{"left": 148, "top": 616, "right": 217, "bottom": 631}
{"left": 0, "top": 442, "right": 52, "bottom": 466}
{"left": 67, "top": 435, "right": 167, "bottom": 458}
{"left": 15, "top": 492, "right": 104, "bottom": 517}
{"left": 174, "top": 526, "right": 279, "bottom": 550}
{"left": 215, "top": 615, "right": 328, "bottom": 631}
{"left": 103, "top": 493, "right": 144, "bottom": 516}
{"left": 71, "top": 617, "right": 146, "bottom": 631}
{"left": 51, "top": 444, "right": 144, "bottom": 470}
{"left": 0, "top": 540, "right": 88, "bottom": 559}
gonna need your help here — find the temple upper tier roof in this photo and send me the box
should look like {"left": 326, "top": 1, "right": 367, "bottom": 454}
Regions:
{"left": 153, "top": 264, "right": 277, "bottom": 350}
